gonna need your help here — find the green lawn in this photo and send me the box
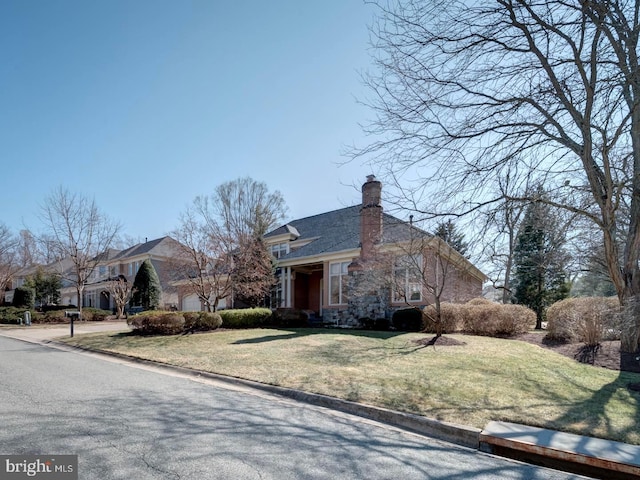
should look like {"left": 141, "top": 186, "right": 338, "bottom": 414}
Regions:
{"left": 62, "top": 328, "right": 640, "bottom": 445}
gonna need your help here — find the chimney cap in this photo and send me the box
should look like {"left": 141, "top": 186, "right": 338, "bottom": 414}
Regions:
{"left": 366, "top": 174, "right": 376, "bottom": 182}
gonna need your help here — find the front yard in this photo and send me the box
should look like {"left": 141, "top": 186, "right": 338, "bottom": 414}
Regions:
{"left": 62, "top": 328, "right": 640, "bottom": 445}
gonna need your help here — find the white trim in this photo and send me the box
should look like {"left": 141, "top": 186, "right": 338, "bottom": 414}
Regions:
{"left": 276, "top": 249, "right": 360, "bottom": 269}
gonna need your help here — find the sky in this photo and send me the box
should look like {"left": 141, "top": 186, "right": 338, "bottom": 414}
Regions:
{"left": 0, "top": 1, "right": 380, "bottom": 243}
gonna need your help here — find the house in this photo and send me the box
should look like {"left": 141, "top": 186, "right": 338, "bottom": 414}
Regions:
{"left": 4, "top": 237, "right": 183, "bottom": 311}
{"left": 58, "top": 236, "right": 182, "bottom": 311}
{"left": 263, "top": 175, "right": 485, "bottom": 326}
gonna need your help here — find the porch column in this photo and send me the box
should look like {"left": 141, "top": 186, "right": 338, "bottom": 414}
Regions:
{"left": 285, "top": 267, "right": 292, "bottom": 308}
{"left": 280, "top": 268, "right": 286, "bottom": 308}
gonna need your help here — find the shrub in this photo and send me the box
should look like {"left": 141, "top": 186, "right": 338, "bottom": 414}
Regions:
{"left": 271, "top": 309, "right": 312, "bottom": 328}
{"left": 128, "top": 311, "right": 185, "bottom": 335}
{"left": 218, "top": 308, "right": 272, "bottom": 329}
{"left": 41, "top": 304, "right": 77, "bottom": 312}
{"left": 423, "top": 303, "right": 462, "bottom": 334}
{"left": 495, "top": 304, "right": 536, "bottom": 336}
{"left": 461, "top": 300, "right": 535, "bottom": 337}
{"left": 358, "top": 317, "right": 391, "bottom": 331}
{"left": 81, "top": 308, "right": 111, "bottom": 322}
{"left": 546, "top": 297, "right": 620, "bottom": 345}
{"left": 0, "top": 307, "right": 30, "bottom": 324}
{"left": 392, "top": 308, "right": 424, "bottom": 332}
{"left": 183, "top": 311, "right": 223, "bottom": 332}
{"left": 36, "top": 310, "right": 67, "bottom": 323}
{"left": 12, "top": 287, "right": 35, "bottom": 309}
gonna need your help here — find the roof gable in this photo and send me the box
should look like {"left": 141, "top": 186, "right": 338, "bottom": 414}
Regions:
{"left": 110, "top": 236, "right": 179, "bottom": 261}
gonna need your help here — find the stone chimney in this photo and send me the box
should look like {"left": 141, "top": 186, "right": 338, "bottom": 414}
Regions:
{"left": 360, "top": 175, "right": 383, "bottom": 260}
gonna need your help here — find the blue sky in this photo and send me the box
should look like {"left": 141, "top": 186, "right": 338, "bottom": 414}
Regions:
{"left": 1, "top": 1, "right": 379, "bottom": 242}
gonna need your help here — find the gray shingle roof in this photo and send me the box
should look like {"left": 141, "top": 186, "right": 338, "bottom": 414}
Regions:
{"left": 265, "top": 206, "right": 429, "bottom": 261}
{"left": 110, "top": 236, "right": 174, "bottom": 261}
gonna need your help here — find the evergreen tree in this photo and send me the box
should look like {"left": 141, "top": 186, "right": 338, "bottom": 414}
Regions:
{"left": 23, "top": 267, "right": 61, "bottom": 306}
{"left": 131, "top": 259, "right": 162, "bottom": 311}
{"left": 12, "top": 286, "right": 35, "bottom": 309}
{"left": 512, "top": 196, "right": 570, "bottom": 329}
{"left": 434, "top": 220, "right": 469, "bottom": 257}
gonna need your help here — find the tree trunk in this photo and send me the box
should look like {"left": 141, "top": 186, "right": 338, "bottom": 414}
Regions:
{"left": 620, "top": 289, "right": 640, "bottom": 353}
{"left": 76, "top": 287, "right": 83, "bottom": 320}
{"left": 434, "top": 296, "right": 442, "bottom": 338}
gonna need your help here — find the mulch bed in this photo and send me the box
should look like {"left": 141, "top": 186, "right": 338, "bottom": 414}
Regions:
{"left": 515, "top": 333, "right": 624, "bottom": 371}
{"left": 414, "top": 333, "right": 629, "bottom": 372}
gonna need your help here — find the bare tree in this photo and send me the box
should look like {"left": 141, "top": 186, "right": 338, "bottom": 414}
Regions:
{"left": 0, "top": 223, "right": 19, "bottom": 297}
{"left": 391, "top": 231, "right": 478, "bottom": 337}
{"left": 104, "top": 275, "right": 134, "bottom": 319}
{"left": 170, "top": 178, "right": 287, "bottom": 311}
{"left": 169, "top": 204, "right": 233, "bottom": 312}
{"left": 40, "top": 187, "right": 120, "bottom": 321}
{"left": 360, "top": 0, "right": 640, "bottom": 353}
{"left": 212, "top": 176, "right": 288, "bottom": 245}
{"left": 16, "top": 229, "right": 38, "bottom": 267}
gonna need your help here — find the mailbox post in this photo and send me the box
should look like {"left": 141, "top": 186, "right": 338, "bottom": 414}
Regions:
{"left": 65, "top": 311, "right": 80, "bottom": 337}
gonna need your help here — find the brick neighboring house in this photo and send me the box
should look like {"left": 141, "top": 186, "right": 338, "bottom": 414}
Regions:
{"left": 263, "top": 176, "right": 486, "bottom": 326}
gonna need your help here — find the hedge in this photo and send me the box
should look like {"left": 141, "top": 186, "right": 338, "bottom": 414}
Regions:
{"left": 128, "top": 311, "right": 186, "bottom": 335}
{"left": 128, "top": 310, "right": 224, "bottom": 335}
{"left": 183, "top": 311, "right": 223, "bottom": 332}
{"left": 218, "top": 308, "right": 272, "bottom": 329}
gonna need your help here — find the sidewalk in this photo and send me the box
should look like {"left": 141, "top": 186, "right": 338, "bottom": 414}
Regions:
{"left": 0, "top": 320, "right": 130, "bottom": 343}
{"left": 2, "top": 323, "right": 639, "bottom": 479}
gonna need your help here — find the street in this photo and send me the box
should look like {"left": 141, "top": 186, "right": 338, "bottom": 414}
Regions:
{"left": 0, "top": 336, "right": 587, "bottom": 479}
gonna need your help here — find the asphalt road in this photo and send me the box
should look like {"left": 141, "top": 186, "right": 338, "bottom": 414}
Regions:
{"left": 0, "top": 336, "right": 588, "bottom": 479}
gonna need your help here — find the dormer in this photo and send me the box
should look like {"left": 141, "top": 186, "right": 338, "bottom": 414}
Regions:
{"left": 265, "top": 224, "right": 301, "bottom": 259}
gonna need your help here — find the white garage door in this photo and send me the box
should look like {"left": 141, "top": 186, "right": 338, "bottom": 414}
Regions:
{"left": 182, "top": 294, "right": 202, "bottom": 312}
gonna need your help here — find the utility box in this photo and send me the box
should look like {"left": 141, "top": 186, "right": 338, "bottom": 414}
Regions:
{"left": 23, "top": 311, "right": 31, "bottom": 326}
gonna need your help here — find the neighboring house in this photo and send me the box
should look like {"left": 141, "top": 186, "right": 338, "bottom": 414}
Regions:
{"left": 58, "top": 236, "right": 182, "bottom": 311}
{"left": 5, "top": 257, "right": 75, "bottom": 305}
{"left": 6, "top": 236, "right": 194, "bottom": 312}
{"left": 263, "top": 175, "right": 486, "bottom": 326}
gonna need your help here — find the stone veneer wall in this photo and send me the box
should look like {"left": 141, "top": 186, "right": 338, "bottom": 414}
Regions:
{"left": 323, "top": 268, "right": 395, "bottom": 327}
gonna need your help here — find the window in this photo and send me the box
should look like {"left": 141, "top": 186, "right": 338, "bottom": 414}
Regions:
{"left": 99, "top": 265, "right": 107, "bottom": 278}
{"left": 84, "top": 291, "right": 96, "bottom": 308}
{"left": 270, "top": 243, "right": 288, "bottom": 259}
{"left": 128, "top": 261, "right": 140, "bottom": 277}
{"left": 393, "top": 255, "right": 423, "bottom": 302}
{"left": 329, "top": 261, "right": 350, "bottom": 305}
